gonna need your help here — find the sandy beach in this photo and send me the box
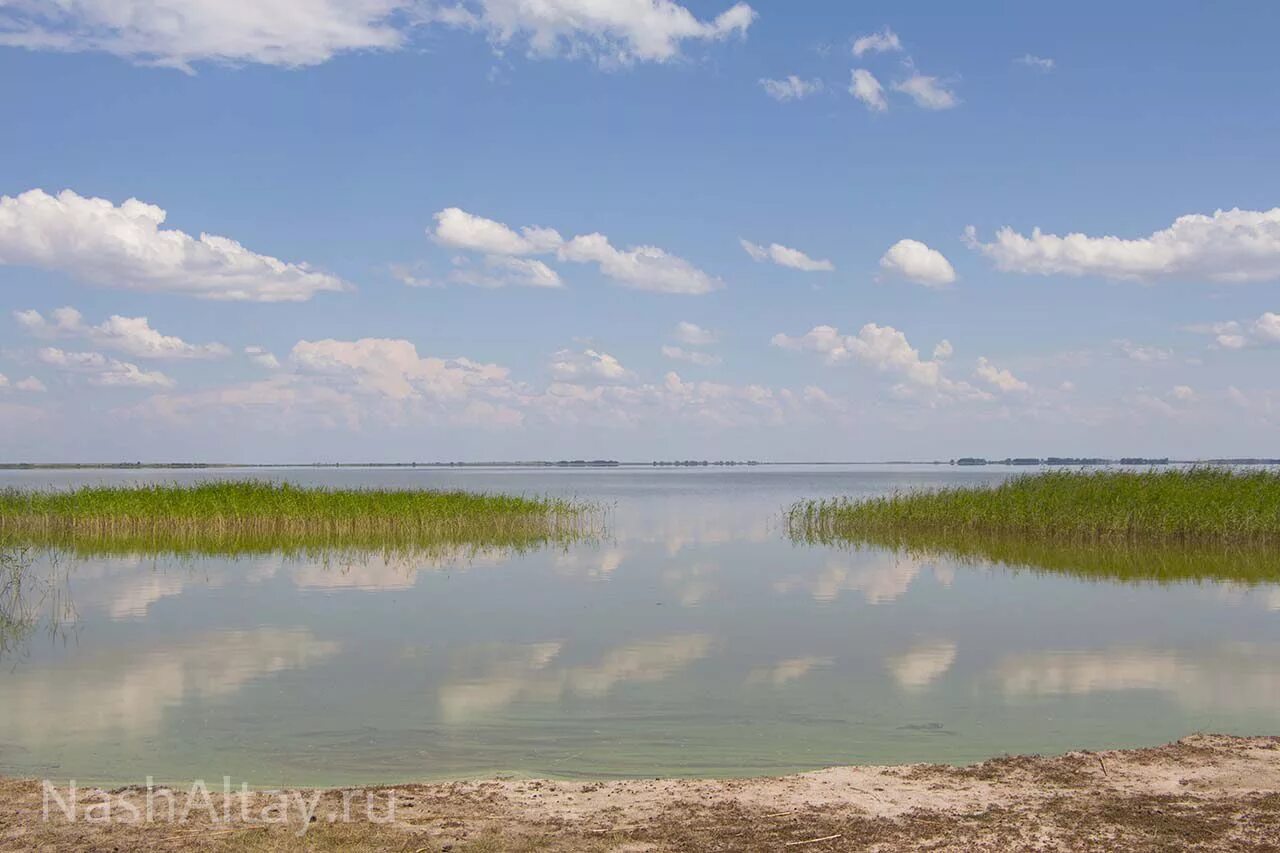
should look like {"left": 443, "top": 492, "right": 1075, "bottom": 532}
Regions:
{"left": 4, "top": 734, "right": 1279, "bottom": 851}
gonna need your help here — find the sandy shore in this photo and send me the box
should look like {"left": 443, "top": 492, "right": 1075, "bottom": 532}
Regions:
{"left": 4, "top": 734, "right": 1279, "bottom": 851}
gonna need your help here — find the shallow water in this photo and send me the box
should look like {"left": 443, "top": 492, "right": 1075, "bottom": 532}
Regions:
{"left": 1, "top": 465, "right": 1278, "bottom": 787}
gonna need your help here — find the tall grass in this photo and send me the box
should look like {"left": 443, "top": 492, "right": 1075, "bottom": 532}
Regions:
{"left": 0, "top": 481, "right": 596, "bottom": 556}
{"left": 787, "top": 468, "right": 1280, "bottom": 545}
{"left": 786, "top": 468, "right": 1280, "bottom": 584}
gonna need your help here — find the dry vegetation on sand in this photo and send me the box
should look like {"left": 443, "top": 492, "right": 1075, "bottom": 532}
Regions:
{"left": 4, "top": 735, "right": 1279, "bottom": 851}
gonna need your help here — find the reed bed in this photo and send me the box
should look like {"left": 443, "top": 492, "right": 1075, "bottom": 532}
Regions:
{"left": 787, "top": 468, "right": 1280, "bottom": 545}
{"left": 0, "top": 481, "right": 596, "bottom": 556}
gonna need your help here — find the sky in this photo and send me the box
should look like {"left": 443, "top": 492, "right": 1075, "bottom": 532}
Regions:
{"left": 0, "top": 0, "right": 1278, "bottom": 462}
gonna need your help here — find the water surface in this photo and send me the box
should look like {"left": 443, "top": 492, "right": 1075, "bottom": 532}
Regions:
{"left": 2, "top": 465, "right": 1277, "bottom": 787}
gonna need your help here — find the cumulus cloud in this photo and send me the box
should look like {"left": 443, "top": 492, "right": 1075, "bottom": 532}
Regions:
{"left": 661, "top": 345, "right": 721, "bottom": 366}
{"left": 1115, "top": 339, "right": 1172, "bottom": 363}
{"left": 124, "top": 334, "right": 844, "bottom": 436}
{"left": 932, "top": 339, "right": 953, "bottom": 360}
{"left": 759, "top": 75, "right": 822, "bottom": 101}
{"left": 425, "top": 0, "right": 756, "bottom": 67}
{"left": 674, "top": 321, "right": 717, "bottom": 345}
{"left": 0, "top": 0, "right": 410, "bottom": 71}
{"left": 1170, "top": 385, "right": 1196, "bottom": 402}
{"left": 1188, "top": 312, "right": 1280, "bottom": 349}
{"left": 549, "top": 348, "right": 633, "bottom": 383}
{"left": 291, "top": 337, "right": 513, "bottom": 402}
{"left": 879, "top": 239, "right": 956, "bottom": 287}
{"left": 559, "top": 233, "right": 721, "bottom": 294}
{"left": 0, "top": 373, "right": 45, "bottom": 393}
{"left": 244, "top": 346, "right": 281, "bottom": 369}
{"left": 0, "top": 0, "right": 755, "bottom": 71}
{"left": 739, "top": 238, "right": 834, "bottom": 272}
{"left": 432, "top": 207, "right": 563, "bottom": 256}
{"left": 0, "top": 189, "right": 347, "bottom": 302}
{"left": 430, "top": 208, "right": 721, "bottom": 294}
{"left": 849, "top": 68, "right": 887, "bottom": 112}
{"left": 964, "top": 208, "right": 1280, "bottom": 283}
{"left": 37, "top": 347, "right": 174, "bottom": 388}
{"left": 772, "top": 322, "right": 987, "bottom": 401}
{"left": 1255, "top": 312, "right": 1280, "bottom": 343}
{"left": 15, "top": 307, "right": 229, "bottom": 359}
{"left": 892, "top": 73, "right": 958, "bottom": 109}
{"left": 1015, "top": 53, "right": 1055, "bottom": 71}
{"left": 451, "top": 256, "right": 564, "bottom": 288}
{"left": 974, "top": 356, "right": 1030, "bottom": 393}
{"left": 851, "top": 27, "right": 901, "bottom": 57}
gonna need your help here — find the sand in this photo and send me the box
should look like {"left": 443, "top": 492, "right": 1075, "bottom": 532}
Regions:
{"left": 3, "top": 734, "right": 1279, "bottom": 851}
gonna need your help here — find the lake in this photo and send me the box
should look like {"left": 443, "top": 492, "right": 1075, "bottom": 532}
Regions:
{"left": 2, "top": 465, "right": 1278, "bottom": 787}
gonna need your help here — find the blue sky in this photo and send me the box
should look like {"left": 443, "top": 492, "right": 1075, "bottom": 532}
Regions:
{"left": 1, "top": 0, "right": 1278, "bottom": 461}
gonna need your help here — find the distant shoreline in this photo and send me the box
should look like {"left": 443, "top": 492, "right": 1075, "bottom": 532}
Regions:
{"left": 2, "top": 458, "right": 1279, "bottom": 471}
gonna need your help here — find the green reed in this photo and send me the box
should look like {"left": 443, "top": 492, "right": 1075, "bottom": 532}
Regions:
{"left": 787, "top": 468, "right": 1280, "bottom": 544}
{"left": 0, "top": 481, "right": 597, "bottom": 556}
{"left": 786, "top": 468, "right": 1280, "bottom": 584}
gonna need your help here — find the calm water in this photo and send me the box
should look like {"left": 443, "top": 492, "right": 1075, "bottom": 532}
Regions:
{"left": 2, "top": 465, "right": 1278, "bottom": 787}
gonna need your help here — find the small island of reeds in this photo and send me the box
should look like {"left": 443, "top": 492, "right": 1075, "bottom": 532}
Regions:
{"left": 0, "top": 481, "right": 595, "bottom": 556}
{"left": 787, "top": 468, "right": 1280, "bottom": 584}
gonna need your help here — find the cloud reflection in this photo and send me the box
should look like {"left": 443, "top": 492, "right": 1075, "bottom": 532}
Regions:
{"left": 438, "top": 633, "right": 713, "bottom": 721}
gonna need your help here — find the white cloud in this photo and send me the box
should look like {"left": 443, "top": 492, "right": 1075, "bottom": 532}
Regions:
{"left": 15, "top": 307, "right": 229, "bottom": 359}
{"left": 1186, "top": 313, "right": 1280, "bottom": 349}
{"left": 739, "top": 238, "right": 833, "bottom": 272}
{"left": 0, "top": 189, "right": 347, "bottom": 302}
{"left": 1015, "top": 53, "right": 1055, "bottom": 71}
{"left": 851, "top": 27, "right": 900, "bottom": 57}
{"left": 1255, "top": 312, "right": 1280, "bottom": 342}
{"left": 661, "top": 345, "right": 720, "bottom": 366}
{"left": 772, "top": 322, "right": 987, "bottom": 401}
{"left": 549, "top": 348, "right": 633, "bottom": 383}
{"left": 559, "top": 233, "right": 721, "bottom": 294}
{"left": 879, "top": 239, "right": 956, "bottom": 287}
{"left": 244, "top": 346, "right": 281, "bottom": 369}
{"left": 426, "top": 0, "right": 756, "bottom": 67}
{"left": 37, "top": 347, "right": 174, "bottom": 388}
{"left": 0, "top": 0, "right": 410, "bottom": 71}
{"left": 849, "top": 68, "right": 887, "bottom": 112}
{"left": 13, "top": 376, "right": 46, "bottom": 392}
{"left": 430, "top": 208, "right": 720, "bottom": 294}
{"left": 674, "top": 321, "right": 717, "bottom": 345}
{"left": 389, "top": 262, "right": 436, "bottom": 288}
{"left": 974, "top": 356, "right": 1029, "bottom": 393}
{"left": 932, "top": 339, "right": 953, "bottom": 360}
{"left": 759, "top": 75, "right": 822, "bottom": 101}
{"left": 431, "top": 207, "right": 563, "bottom": 256}
{"left": 0, "top": 0, "right": 756, "bottom": 71}
{"left": 893, "top": 73, "right": 958, "bottom": 109}
{"left": 1170, "top": 385, "right": 1196, "bottom": 402}
{"left": 452, "top": 256, "right": 563, "bottom": 288}
{"left": 291, "top": 337, "right": 513, "bottom": 402}
{"left": 964, "top": 208, "right": 1280, "bottom": 283}
{"left": 1115, "top": 339, "right": 1172, "bottom": 363}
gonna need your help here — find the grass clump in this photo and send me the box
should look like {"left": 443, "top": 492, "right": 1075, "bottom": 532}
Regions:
{"left": 786, "top": 468, "right": 1280, "bottom": 584}
{"left": 0, "top": 481, "right": 595, "bottom": 556}
{"left": 788, "top": 468, "right": 1280, "bottom": 545}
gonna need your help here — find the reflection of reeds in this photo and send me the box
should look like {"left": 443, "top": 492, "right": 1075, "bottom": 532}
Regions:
{"left": 1, "top": 547, "right": 77, "bottom": 661}
{"left": 795, "top": 529, "right": 1280, "bottom": 585}
{"left": 0, "top": 482, "right": 599, "bottom": 557}
{"left": 788, "top": 468, "right": 1280, "bottom": 544}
